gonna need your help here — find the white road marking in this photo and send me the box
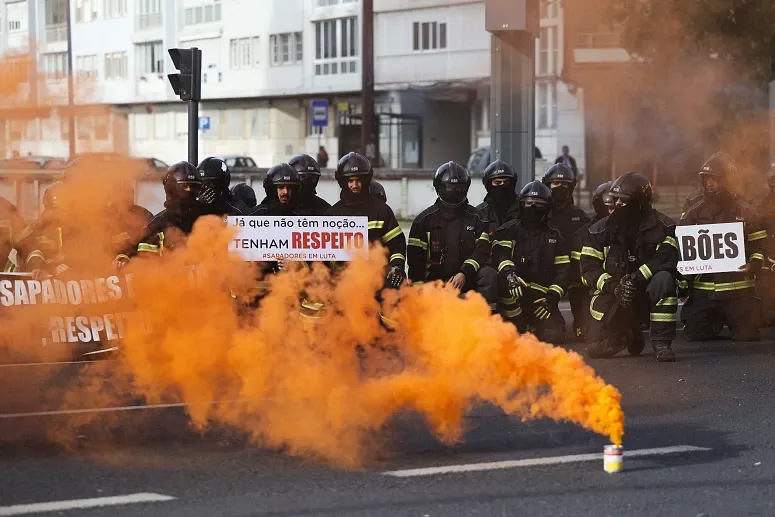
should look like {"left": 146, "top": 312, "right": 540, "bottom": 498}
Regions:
{"left": 383, "top": 445, "right": 712, "bottom": 477}
{"left": 0, "top": 492, "right": 176, "bottom": 516}
{"left": 0, "top": 360, "right": 118, "bottom": 368}
{"left": 0, "top": 398, "right": 257, "bottom": 419}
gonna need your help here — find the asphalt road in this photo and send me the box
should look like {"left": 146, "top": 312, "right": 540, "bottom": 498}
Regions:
{"left": 2, "top": 318, "right": 775, "bottom": 516}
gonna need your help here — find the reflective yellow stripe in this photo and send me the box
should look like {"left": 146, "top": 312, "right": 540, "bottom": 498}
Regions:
{"left": 503, "top": 307, "right": 522, "bottom": 318}
{"left": 748, "top": 253, "right": 764, "bottom": 261}
{"left": 747, "top": 230, "right": 767, "bottom": 242}
{"left": 589, "top": 294, "right": 604, "bottom": 321}
{"left": 111, "top": 231, "right": 131, "bottom": 245}
{"left": 413, "top": 281, "right": 425, "bottom": 285}
{"left": 548, "top": 284, "right": 565, "bottom": 297}
{"left": 499, "top": 295, "right": 518, "bottom": 304}
{"left": 497, "top": 260, "right": 515, "bottom": 272}
{"left": 693, "top": 279, "right": 755, "bottom": 291}
{"left": 389, "top": 253, "right": 405, "bottom": 263}
{"left": 529, "top": 282, "right": 548, "bottom": 293}
{"left": 382, "top": 226, "right": 403, "bottom": 243}
{"left": 301, "top": 300, "right": 326, "bottom": 311}
{"left": 116, "top": 254, "right": 130, "bottom": 261}
{"left": 25, "top": 250, "right": 45, "bottom": 263}
{"left": 581, "top": 246, "right": 604, "bottom": 260}
{"left": 659, "top": 236, "right": 679, "bottom": 250}
{"left": 493, "top": 240, "right": 513, "bottom": 248}
{"left": 656, "top": 297, "right": 678, "bottom": 307}
{"left": 138, "top": 243, "right": 160, "bottom": 253}
{"left": 368, "top": 221, "right": 385, "bottom": 229}
{"left": 554, "top": 255, "right": 570, "bottom": 265}
{"left": 650, "top": 313, "right": 677, "bottom": 322}
{"left": 463, "top": 258, "right": 480, "bottom": 272}
{"left": 596, "top": 272, "right": 611, "bottom": 292}
{"left": 477, "top": 232, "right": 490, "bottom": 242}
{"left": 14, "top": 225, "right": 33, "bottom": 243}
{"left": 407, "top": 237, "right": 427, "bottom": 249}
{"left": 638, "top": 264, "right": 653, "bottom": 280}
{"left": 570, "top": 250, "right": 581, "bottom": 261}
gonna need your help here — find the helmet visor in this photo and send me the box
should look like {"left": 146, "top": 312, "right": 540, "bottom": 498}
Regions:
{"left": 438, "top": 183, "right": 468, "bottom": 204}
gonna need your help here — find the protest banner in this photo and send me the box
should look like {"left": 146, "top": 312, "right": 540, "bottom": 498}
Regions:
{"left": 227, "top": 216, "right": 369, "bottom": 261}
{"left": 676, "top": 222, "right": 746, "bottom": 274}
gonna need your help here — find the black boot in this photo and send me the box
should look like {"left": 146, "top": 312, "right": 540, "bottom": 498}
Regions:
{"left": 651, "top": 340, "right": 676, "bottom": 362}
{"left": 586, "top": 335, "right": 627, "bottom": 359}
{"left": 626, "top": 327, "right": 646, "bottom": 356}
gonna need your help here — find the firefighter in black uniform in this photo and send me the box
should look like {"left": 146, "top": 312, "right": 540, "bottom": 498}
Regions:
{"left": 250, "top": 164, "right": 303, "bottom": 217}
{"left": 111, "top": 176, "right": 154, "bottom": 268}
{"left": 407, "top": 162, "right": 497, "bottom": 310}
{"left": 542, "top": 163, "right": 591, "bottom": 341}
{"left": 135, "top": 162, "right": 205, "bottom": 258}
{"left": 756, "top": 163, "right": 775, "bottom": 324}
{"left": 580, "top": 172, "right": 680, "bottom": 362}
{"left": 682, "top": 152, "right": 742, "bottom": 218}
{"left": 0, "top": 195, "right": 45, "bottom": 275}
{"left": 477, "top": 160, "right": 520, "bottom": 233}
{"left": 230, "top": 183, "right": 257, "bottom": 209}
{"left": 680, "top": 154, "right": 767, "bottom": 341}
{"left": 491, "top": 181, "right": 570, "bottom": 343}
{"left": 195, "top": 157, "right": 249, "bottom": 216}
{"left": 301, "top": 153, "right": 407, "bottom": 322}
{"left": 288, "top": 154, "right": 331, "bottom": 216}
{"left": 370, "top": 181, "right": 387, "bottom": 203}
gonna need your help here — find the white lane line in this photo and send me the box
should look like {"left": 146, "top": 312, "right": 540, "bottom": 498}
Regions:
{"left": 0, "top": 360, "right": 118, "bottom": 368}
{"left": 0, "top": 492, "right": 176, "bottom": 516}
{"left": 0, "top": 398, "right": 257, "bottom": 419}
{"left": 383, "top": 445, "right": 712, "bottom": 477}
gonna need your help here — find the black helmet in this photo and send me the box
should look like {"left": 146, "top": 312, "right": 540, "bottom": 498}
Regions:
{"left": 433, "top": 161, "right": 471, "bottom": 206}
{"left": 609, "top": 172, "right": 653, "bottom": 209}
{"left": 542, "top": 163, "right": 577, "bottom": 189}
{"left": 482, "top": 160, "right": 517, "bottom": 192}
{"left": 369, "top": 180, "right": 387, "bottom": 203}
{"left": 196, "top": 157, "right": 231, "bottom": 204}
{"left": 591, "top": 181, "right": 613, "bottom": 218}
{"left": 263, "top": 163, "right": 302, "bottom": 199}
{"left": 335, "top": 152, "right": 373, "bottom": 190}
{"left": 288, "top": 154, "right": 320, "bottom": 176}
{"left": 43, "top": 181, "right": 65, "bottom": 211}
{"left": 518, "top": 180, "right": 552, "bottom": 205}
{"left": 163, "top": 161, "right": 202, "bottom": 198}
{"left": 230, "top": 183, "right": 257, "bottom": 208}
{"left": 699, "top": 151, "right": 735, "bottom": 179}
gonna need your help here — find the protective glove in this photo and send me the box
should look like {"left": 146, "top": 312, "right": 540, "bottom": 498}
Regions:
{"left": 197, "top": 185, "right": 217, "bottom": 205}
{"left": 385, "top": 266, "right": 406, "bottom": 289}
{"left": 113, "top": 256, "right": 129, "bottom": 270}
{"left": 504, "top": 271, "right": 524, "bottom": 300}
{"left": 533, "top": 297, "right": 552, "bottom": 320}
{"left": 614, "top": 275, "right": 636, "bottom": 308}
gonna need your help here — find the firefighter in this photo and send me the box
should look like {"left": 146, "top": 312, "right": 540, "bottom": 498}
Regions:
{"left": 134, "top": 162, "right": 205, "bottom": 258}
{"left": 581, "top": 172, "right": 680, "bottom": 362}
{"left": 491, "top": 180, "right": 570, "bottom": 343}
{"left": 370, "top": 180, "right": 387, "bottom": 204}
{"left": 195, "top": 156, "right": 249, "bottom": 216}
{"left": 288, "top": 153, "right": 331, "bottom": 216}
{"left": 250, "top": 163, "right": 303, "bottom": 217}
{"left": 230, "top": 183, "right": 257, "bottom": 209}
{"left": 0, "top": 195, "right": 45, "bottom": 275}
{"left": 477, "top": 160, "right": 520, "bottom": 233}
{"left": 34, "top": 182, "right": 71, "bottom": 275}
{"left": 301, "top": 152, "right": 406, "bottom": 322}
{"left": 682, "top": 152, "right": 742, "bottom": 218}
{"left": 541, "top": 163, "right": 591, "bottom": 341}
{"left": 407, "top": 162, "right": 497, "bottom": 310}
{"left": 679, "top": 153, "right": 767, "bottom": 341}
{"left": 110, "top": 176, "right": 153, "bottom": 268}
{"left": 756, "top": 163, "right": 775, "bottom": 324}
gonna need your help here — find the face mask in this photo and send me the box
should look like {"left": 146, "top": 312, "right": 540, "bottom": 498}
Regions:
{"left": 551, "top": 185, "right": 571, "bottom": 206}
{"left": 608, "top": 202, "right": 640, "bottom": 226}
{"left": 521, "top": 206, "right": 545, "bottom": 227}
{"left": 489, "top": 185, "right": 515, "bottom": 205}
{"left": 299, "top": 175, "right": 319, "bottom": 198}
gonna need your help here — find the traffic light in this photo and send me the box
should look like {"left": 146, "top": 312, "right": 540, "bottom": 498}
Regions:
{"left": 167, "top": 47, "right": 202, "bottom": 102}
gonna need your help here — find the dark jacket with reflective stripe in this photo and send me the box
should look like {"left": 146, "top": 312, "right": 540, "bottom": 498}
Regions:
{"left": 325, "top": 194, "right": 406, "bottom": 269}
{"left": 0, "top": 196, "right": 44, "bottom": 272}
{"left": 580, "top": 209, "right": 678, "bottom": 296}
{"left": 113, "top": 205, "right": 154, "bottom": 260}
{"left": 679, "top": 193, "right": 766, "bottom": 296}
{"left": 570, "top": 214, "right": 602, "bottom": 264}
{"left": 491, "top": 219, "right": 570, "bottom": 298}
{"left": 550, "top": 202, "right": 591, "bottom": 285}
{"left": 135, "top": 209, "right": 193, "bottom": 257}
{"left": 476, "top": 195, "right": 520, "bottom": 235}
{"left": 407, "top": 200, "right": 489, "bottom": 283}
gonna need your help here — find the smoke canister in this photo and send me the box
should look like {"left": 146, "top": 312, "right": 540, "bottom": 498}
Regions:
{"left": 603, "top": 445, "right": 623, "bottom": 473}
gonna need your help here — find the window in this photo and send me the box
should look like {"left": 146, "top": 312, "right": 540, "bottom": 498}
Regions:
{"left": 224, "top": 110, "right": 244, "bottom": 139}
{"left": 44, "top": 0, "right": 67, "bottom": 42}
{"left": 7, "top": 1, "right": 25, "bottom": 32}
{"left": 105, "top": 52, "right": 128, "bottom": 79}
{"left": 313, "top": 17, "right": 357, "bottom": 75}
{"left": 136, "top": 41, "right": 163, "bottom": 75}
{"left": 229, "top": 37, "right": 260, "bottom": 69}
{"left": 412, "top": 22, "right": 447, "bottom": 51}
{"left": 75, "top": 0, "right": 99, "bottom": 23}
{"left": 537, "top": 26, "right": 558, "bottom": 76}
{"left": 136, "top": 0, "right": 162, "bottom": 29}
{"left": 270, "top": 32, "right": 302, "bottom": 66}
{"left": 183, "top": 0, "right": 221, "bottom": 26}
{"left": 41, "top": 52, "right": 68, "bottom": 79}
{"left": 104, "top": 0, "right": 126, "bottom": 18}
{"left": 76, "top": 55, "right": 98, "bottom": 78}
{"left": 316, "top": 0, "right": 357, "bottom": 5}
{"left": 536, "top": 80, "right": 557, "bottom": 129}
{"left": 539, "top": 0, "right": 558, "bottom": 19}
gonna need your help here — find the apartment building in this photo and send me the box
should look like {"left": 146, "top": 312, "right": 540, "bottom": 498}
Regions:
{"left": 0, "top": 0, "right": 584, "bottom": 174}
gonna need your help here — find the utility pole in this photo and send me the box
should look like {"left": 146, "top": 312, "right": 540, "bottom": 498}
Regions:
{"left": 167, "top": 47, "right": 202, "bottom": 165}
{"left": 361, "top": 0, "right": 376, "bottom": 162}
{"left": 485, "top": 0, "right": 538, "bottom": 187}
{"left": 65, "top": 0, "right": 76, "bottom": 159}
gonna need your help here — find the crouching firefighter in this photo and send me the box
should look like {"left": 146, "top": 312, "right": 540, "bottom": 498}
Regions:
{"left": 492, "top": 181, "right": 570, "bottom": 343}
{"left": 300, "top": 152, "right": 407, "bottom": 323}
{"left": 679, "top": 153, "right": 767, "bottom": 342}
{"left": 581, "top": 172, "right": 680, "bottom": 362}
{"left": 407, "top": 162, "right": 497, "bottom": 310}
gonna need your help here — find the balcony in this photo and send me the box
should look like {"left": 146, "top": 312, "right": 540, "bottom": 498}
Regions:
{"left": 44, "top": 24, "right": 67, "bottom": 44}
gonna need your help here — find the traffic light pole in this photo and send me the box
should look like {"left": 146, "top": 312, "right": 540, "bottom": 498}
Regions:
{"left": 167, "top": 47, "right": 202, "bottom": 166}
{"left": 188, "top": 99, "right": 198, "bottom": 165}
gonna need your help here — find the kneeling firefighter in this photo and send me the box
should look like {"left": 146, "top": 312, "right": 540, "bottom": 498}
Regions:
{"left": 491, "top": 181, "right": 570, "bottom": 343}
{"left": 581, "top": 172, "right": 680, "bottom": 362}
{"left": 407, "top": 162, "right": 497, "bottom": 310}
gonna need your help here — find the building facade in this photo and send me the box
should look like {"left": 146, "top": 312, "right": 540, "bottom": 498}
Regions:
{"left": 0, "top": 0, "right": 585, "bottom": 176}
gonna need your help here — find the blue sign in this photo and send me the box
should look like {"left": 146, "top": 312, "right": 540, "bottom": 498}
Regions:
{"left": 311, "top": 99, "right": 328, "bottom": 127}
{"left": 198, "top": 116, "right": 211, "bottom": 131}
